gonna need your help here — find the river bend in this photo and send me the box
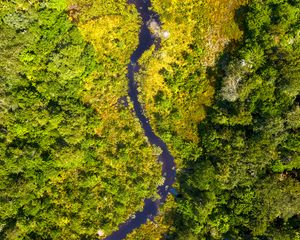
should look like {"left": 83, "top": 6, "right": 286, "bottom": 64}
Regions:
{"left": 104, "top": 0, "right": 176, "bottom": 239}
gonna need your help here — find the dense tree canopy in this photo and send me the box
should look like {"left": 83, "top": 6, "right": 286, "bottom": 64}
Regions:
{"left": 168, "top": 0, "right": 300, "bottom": 239}
{"left": 0, "top": 1, "right": 161, "bottom": 239}
{"left": 0, "top": 0, "right": 299, "bottom": 239}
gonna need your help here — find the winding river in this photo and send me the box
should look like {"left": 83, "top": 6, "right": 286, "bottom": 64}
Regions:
{"left": 104, "top": 0, "right": 176, "bottom": 239}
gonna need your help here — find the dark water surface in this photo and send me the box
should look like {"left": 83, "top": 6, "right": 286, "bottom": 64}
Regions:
{"left": 104, "top": 0, "right": 176, "bottom": 239}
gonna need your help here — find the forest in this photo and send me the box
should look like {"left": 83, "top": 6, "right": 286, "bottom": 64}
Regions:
{"left": 0, "top": 0, "right": 161, "bottom": 239}
{"left": 1, "top": 0, "right": 299, "bottom": 239}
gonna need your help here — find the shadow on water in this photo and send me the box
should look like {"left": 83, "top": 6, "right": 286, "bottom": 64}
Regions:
{"left": 104, "top": 0, "right": 176, "bottom": 239}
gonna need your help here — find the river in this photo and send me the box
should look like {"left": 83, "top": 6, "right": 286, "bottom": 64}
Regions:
{"left": 104, "top": 0, "right": 176, "bottom": 239}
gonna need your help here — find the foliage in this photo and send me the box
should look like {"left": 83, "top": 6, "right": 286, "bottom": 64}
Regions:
{"left": 1, "top": 0, "right": 300, "bottom": 239}
{"left": 125, "top": 196, "right": 176, "bottom": 240}
{"left": 134, "top": 0, "right": 248, "bottom": 172}
{"left": 0, "top": 1, "right": 162, "bottom": 239}
{"left": 171, "top": 0, "right": 300, "bottom": 239}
